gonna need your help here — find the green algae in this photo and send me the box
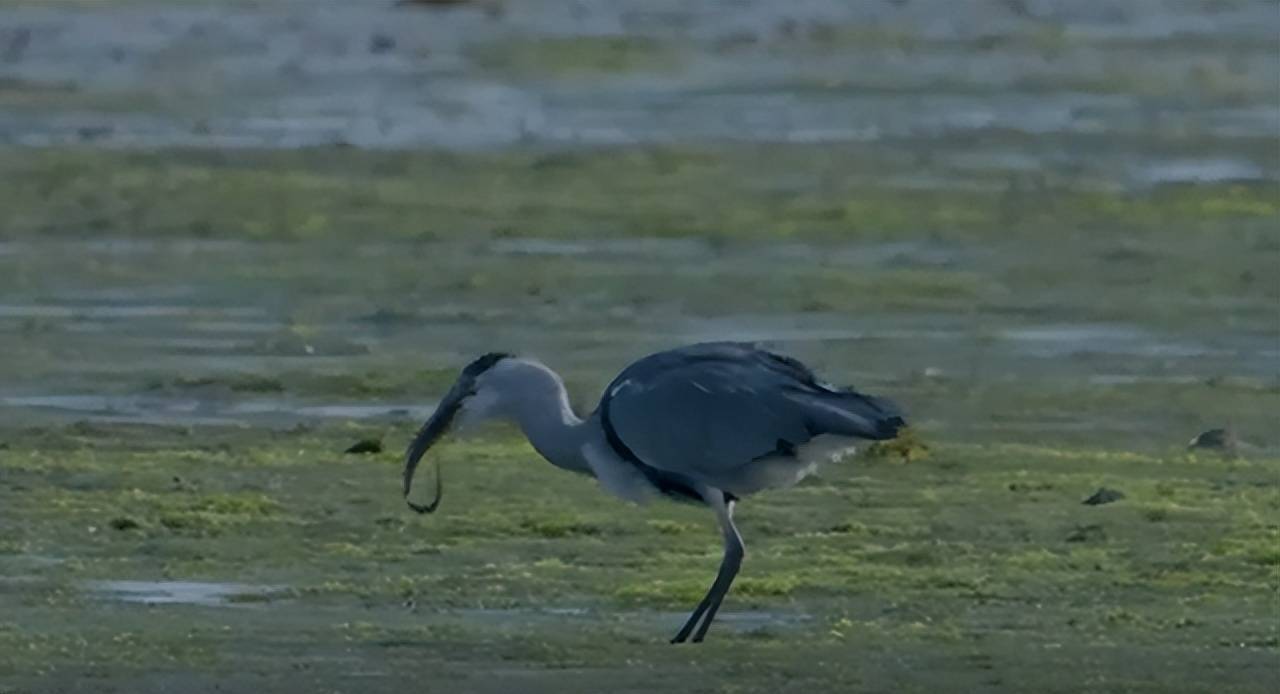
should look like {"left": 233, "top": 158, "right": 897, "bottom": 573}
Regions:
{"left": 2, "top": 421, "right": 1276, "bottom": 691}
{"left": 2, "top": 146, "right": 1275, "bottom": 242}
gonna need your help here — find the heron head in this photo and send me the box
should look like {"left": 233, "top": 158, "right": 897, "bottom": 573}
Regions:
{"left": 402, "top": 351, "right": 511, "bottom": 514}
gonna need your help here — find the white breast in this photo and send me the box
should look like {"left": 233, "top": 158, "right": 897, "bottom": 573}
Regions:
{"left": 580, "top": 432, "right": 657, "bottom": 504}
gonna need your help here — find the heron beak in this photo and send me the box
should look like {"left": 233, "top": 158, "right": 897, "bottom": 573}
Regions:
{"left": 403, "top": 380, "right": 470, "bottom": 514}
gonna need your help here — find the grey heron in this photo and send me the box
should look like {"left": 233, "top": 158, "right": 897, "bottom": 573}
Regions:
{"left": 403, "top": 342, "right": 906, "bottom": 643}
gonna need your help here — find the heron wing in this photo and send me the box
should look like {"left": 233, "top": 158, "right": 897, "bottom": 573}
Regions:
{"left": 599, "top": 343, "right": 902, "bottom": 485}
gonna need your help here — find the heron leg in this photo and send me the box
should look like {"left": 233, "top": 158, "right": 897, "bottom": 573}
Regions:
{"left": 671, "top": 493, "right": 743, "bottom": 644}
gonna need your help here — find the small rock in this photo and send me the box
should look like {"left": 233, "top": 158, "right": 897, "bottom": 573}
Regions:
{"left": 369, "top": 32, "right": 396, "bottom": 54}
{"left": 344, "top": 438, "right": 384, "bottom": 455}
{"left": 1083, "top": 487, "right": 1125, "bottom": 506}
{"left": 77, "top": 125, "right": 112, "bottom": 141}
{"left": 109, "top": 517, "right": 140, "bottom": 531}
{"left": 1187, "top": 428, "right": 1237, "bottom": 454}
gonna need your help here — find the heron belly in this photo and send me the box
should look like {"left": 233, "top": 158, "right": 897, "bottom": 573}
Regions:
{"left": 720, "top": 435, "right": 861, "bottom": 496}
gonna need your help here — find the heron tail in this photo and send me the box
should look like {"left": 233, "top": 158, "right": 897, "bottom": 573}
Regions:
{"left": 789, "top": 390, "right": 906, "bottom": 441}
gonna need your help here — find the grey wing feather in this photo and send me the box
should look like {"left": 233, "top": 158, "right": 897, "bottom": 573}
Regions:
{"left": 601, "top": 343, "right": 903, "bottom": 483}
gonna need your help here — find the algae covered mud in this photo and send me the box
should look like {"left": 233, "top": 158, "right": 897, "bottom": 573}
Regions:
{"left": 1, "top": 1, "right": 1278, "bottom": 692}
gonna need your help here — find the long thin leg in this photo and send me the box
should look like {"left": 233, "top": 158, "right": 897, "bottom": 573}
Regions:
{"left": 671, "top": 492, "right": 744, "bottom": 644}
{"left": 690, "top": 498, "right": 740, "bottom": 643}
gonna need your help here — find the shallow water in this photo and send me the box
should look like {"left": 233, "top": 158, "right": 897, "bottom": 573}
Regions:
{"left": 0, "top": 0, "right": 1276, "bottom": 191}
{"left": 87, "top": 580, "right": 284, "bottom": 607}
{"left": 446, "top": 606, "right": 810, "bottom": 632}
{"left": 0, "top": 393, "right": 434, "bottom": 427}
{"left": 80, "top": 577, "right": 811, "bottom": 632}
{"left": 0, "top": 231, "right": 1273, "bottom": 442}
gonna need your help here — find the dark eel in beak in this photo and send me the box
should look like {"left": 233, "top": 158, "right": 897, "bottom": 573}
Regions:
{"left": 402, "top": 352, "right": 510, "bottom": 514}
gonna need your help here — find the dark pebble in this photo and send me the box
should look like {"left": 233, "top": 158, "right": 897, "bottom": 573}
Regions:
{"left": 345, "top": 438, "right": 384, "bottom": 455}
{"left": 1083, "top": 487, "right": 1125, "bottom": 506}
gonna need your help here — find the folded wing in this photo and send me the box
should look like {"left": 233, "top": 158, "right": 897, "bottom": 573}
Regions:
{"left": 599, "top": 343, "right": 904, "bottom": 491}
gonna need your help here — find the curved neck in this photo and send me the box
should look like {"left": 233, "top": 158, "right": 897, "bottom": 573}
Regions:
{"left": 508, "top": 377, "right": 592, "bottom": 476}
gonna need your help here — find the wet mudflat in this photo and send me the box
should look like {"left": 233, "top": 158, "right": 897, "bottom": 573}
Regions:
{"left": 1, "top": 1, "right": 1278, "bottom": 693}
{"left": 1, "top": 425, "right": 1276, "bottom": 693}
